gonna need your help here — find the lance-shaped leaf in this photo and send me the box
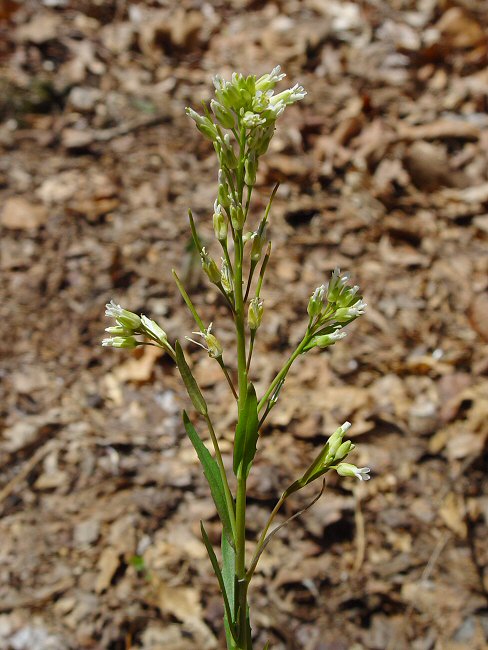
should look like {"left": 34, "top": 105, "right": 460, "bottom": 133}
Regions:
{"left": 233, "top": 382, "right": 259, "bottom": 477}
{"left": 201, "top": 522, "right": 237, "bottom": 643}
{"left": 176, "top": 341, "right": 208, "bottom": 416}
{"left": 183, "top": 412, "right": 234, "bottom": 543}
{"left": 222, "top": 531, "right": 236, "bottom": 646}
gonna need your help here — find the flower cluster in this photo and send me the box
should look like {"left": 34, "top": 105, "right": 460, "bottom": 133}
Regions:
{"left": 186, "top": 66, "right": 306, "bottom": 242}
{"left": 304, "top": 268, "right": 367, "bottom": 351}
{"left": 285, "top": 422, "right": 370, "bottom": 497}
{"left": 102, "top": 301, "right": 172, "bottom": 354}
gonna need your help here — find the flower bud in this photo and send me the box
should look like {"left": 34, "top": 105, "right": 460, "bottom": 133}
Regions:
{"left": 327, "top": 268, "right": 350, "bottom": 304}
{"left": 141, "top": 315, "right": 167, "bottom": 343}
{"left": 210, "top": 99, "right": 235, "bottom": 129}
{"left": 201, "top": 248, "right": 221, "bottom": 284}
{"left": 216, "top": 134, "right": 238, "bottom": 170}
{"left": 230, "top": 201, "right": 245, "bottom": 230}
{"left": 248, "top": 297, "right": 264, "bottom": 330}
{"left": 185, "top": 107, "right": 218, "bottom": 141}
{"left": 336, "top": 463, "right": 371, "bottom": 481}
{"left": 218, "top": 170, "right": 231, "bottom": 208}
{"left": 220, "top": 258, "right": 233, "bottom": 294}
{"left": 102, "top": 336, "right": 139, "bottom": 349}
{"left": 334, "top": 300, "right": 367, "bottom": 322}
{"left": 213, "top": 203, "right": 228, "bottom": 242}
{"left": 334, "top": 440, "right": 355, "bottom": 462}
{"left": 312, "top": 330, "right": 347, "bottom": 347}
{"left": 307, "top": 285, "right": 326, "bottom": 319}
{"left": 245, "top": 152, "right": 258, "bottom": 186}
{"left": 250, "top": 227, "right": 266, "bottom": 263}
{"left": 105, "top": 300, "right": 141, "bottom": 331}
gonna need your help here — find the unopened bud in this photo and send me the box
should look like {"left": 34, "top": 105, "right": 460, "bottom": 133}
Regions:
{"left": 230, "top": 201, "right": 245, "bottom": 230}
{"left": 220, "top": 258, "right": 233, "bottom": 294}
{"left": 102, "top": 336, "right": 139, "bottom": 349}
{"left": 213, "top": 203, "right": 228, "bottom": 241}
{"left": 245, "top": 152, "right": 258, "bottom": 186}
{"left": 201, "top": 248, "right": 221, "bottom": 284}
{"left": 141, "top": 315, "right": 167, "bottom": 343}
{"left": 248, "top": 297, "right": 264, "bottom": 330}
{"left": 210, "top": 99, "right": 235, "bottom": 129}
{"left": 307, "top": 285, "right": 326, "bottom": 319}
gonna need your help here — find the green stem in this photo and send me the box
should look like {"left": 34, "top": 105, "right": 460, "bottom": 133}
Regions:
{"left": 257, "top": 335, "right": 310, "bottom": 414}
{"left": 217, "top": 358, "right": 238, "bottom": 400}
{"left": 247, "top": 493, "right": 286, "bottom": 581}
{"left": 204, "top": 414, "right": 237, "bottom": 540}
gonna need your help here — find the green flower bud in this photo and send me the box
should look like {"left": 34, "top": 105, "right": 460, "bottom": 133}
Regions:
{"left": 336, "top": 463, "right": 371, "bottom": 481}
{"left": 185, "top": 107, "right": 218, "bottom": 141}
{"left": 213, "top": 203, "right": 228, "bottom": 242}
{"left": 141, "top": 315, "right": 167, "bottom": 344}
{"left": 102, "top": 336, "right": 139, "bottom": 349}
{"left": 250, "top": 227, "right": 266, "bottom": 263}
{"left": 201, "top": 248, "right": 221, "bottom": 284}
{"left": 218, "top": 170, "right": 231, "bottom": 208}
{"left": 248, "top": 297, "right": 264, "bottom": 330}
{"left": 105, "top": 300, "right": 141, "bottom": 331}
{"left": 216, "top": 134, "right": 238, "bottom": 169}
{"left": 334, "top": 440, "right": 355, "bottom": 462}
{"left": 210, "top": 99, "right": 235, "bottom": 129}
{"left": 310, "top": 330, "right": 347, "bottom": 348}
{"left": 105, "top": 325, "right": 130, "bottom": 335}
{"left": 307, "top": 285, "right": 326, "bottom": 319}
{"left": 220, "top": 258, "right": 233, "bottom": 295}
{"left": 230, "top": 201, "right": 245, "bottom": 230}
{"left": 245, "top": 152, "right": 258, "bottom": 186}
{"left": 334, "top": 300, "right": 367, "bottom": 322}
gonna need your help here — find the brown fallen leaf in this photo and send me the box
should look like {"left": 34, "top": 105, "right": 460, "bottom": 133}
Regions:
{"left": 397, "top": 120, "right": 480, "bottom": 142}
{"left": 435, "top": 8, "right": 486, "bottom": 50}
{"left": 112, "top": 345, "right": 163, "bottom": 383}
{"left": 440, "top": 492, "right": 467, "bottom": 539}
{"left": 95, "top": 547, "right": 120, "bottom": 594}
{"left": 1, "top": 197, "right": 48, "bottom": 230}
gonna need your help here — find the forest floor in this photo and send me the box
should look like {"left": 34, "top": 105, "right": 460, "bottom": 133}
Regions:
{"left": 1, "top": 1, "right": 488, "bottom": 649}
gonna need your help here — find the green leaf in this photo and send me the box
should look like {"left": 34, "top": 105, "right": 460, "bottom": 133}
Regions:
{"left": 222, "top": 531, "right": 236, "bottom": 648}
{"left": 182, "top": 412, "right": 233, "bottom": 543}
{"left": 222, "top": 531, "right": 236, "bottom": 618}
{"left": 176, "top": 341, "right": 207, "bottom": 415}
{"left": 201, "top": 522, "right": 237, "bottom": 643}
{"left": 233, "top": 382, "right": 259, "bottom": 477}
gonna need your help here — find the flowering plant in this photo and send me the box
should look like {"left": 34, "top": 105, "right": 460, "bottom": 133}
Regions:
{"left": 103, "top": 67, "right": 369, "bottom": 649}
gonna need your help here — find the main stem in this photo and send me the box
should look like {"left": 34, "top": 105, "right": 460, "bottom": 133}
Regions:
{"left": 234, "top": 124, "right": 250, "bottom": 649}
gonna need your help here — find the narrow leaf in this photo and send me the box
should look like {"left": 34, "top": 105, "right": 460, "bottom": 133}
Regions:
{"left": 222, "top": 531, "right": 236, "bottom": 620}
{"left": 201, "top": 522, "right": 237, "bottom": 643}
{"left": 176, "top": 341, "right": 207, "bottom": 415}
{"left": 233, "top": 382, "right": 259, "bottom": 477}
{"left": 183, "top": 412, "right": 233, "bottom": 543}
{"left": 188, "top": 209, "right": 203, "bottom": 253}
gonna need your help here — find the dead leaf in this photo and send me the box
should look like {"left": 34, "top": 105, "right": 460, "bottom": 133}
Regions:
{"left": 95, "top": 547, "right": 120, "bottom": 593}
{"left": 440, "top": 492, "right": 467, "bottom": 539}
{"left": 1, "top": 197, "right": 48, "bottom": 230}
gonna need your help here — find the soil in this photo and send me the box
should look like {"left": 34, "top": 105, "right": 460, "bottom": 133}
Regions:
{"left": 1, "top": 1, "right": 488, "bottom": 649}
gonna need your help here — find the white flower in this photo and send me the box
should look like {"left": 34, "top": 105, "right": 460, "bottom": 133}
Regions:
{"left": 102, "top": 336, "right": 138, "bottom": 349}
{"left": 105, "top": 300, "right": 141, "bottom": 330}
{"left": 336, "top": 463, "right": 371, "bottom": 481}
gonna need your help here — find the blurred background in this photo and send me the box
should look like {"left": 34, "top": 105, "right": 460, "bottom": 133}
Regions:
{"left": 1, "top": 1, "right": 488, "bottom": 649}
